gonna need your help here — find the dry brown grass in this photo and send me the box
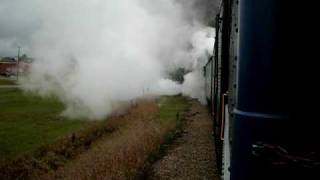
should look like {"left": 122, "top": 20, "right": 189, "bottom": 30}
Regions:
{"left": 39, "top": 99, "right": 179, "bottom": 180}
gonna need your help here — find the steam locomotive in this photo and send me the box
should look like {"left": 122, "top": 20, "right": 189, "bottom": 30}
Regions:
{"left": 204, "top": 0, "right": 320, "bottom": 179}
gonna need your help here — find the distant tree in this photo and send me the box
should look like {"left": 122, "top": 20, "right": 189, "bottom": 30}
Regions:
{"left": 1, "top": 57, "right": 16, "bottom": 62}
{"left": 19, "top": 54, "right": 34, "bottom": 63}
{"left": 20, "top": 54, "right": 28, "bottom": 59}
{"left": 169, "top": 68, "right": 191, "bottom": 83}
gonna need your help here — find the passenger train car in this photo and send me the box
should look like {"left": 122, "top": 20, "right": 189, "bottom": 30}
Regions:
{"left": 204, "top": 0, "right": 320, "bottom": 179}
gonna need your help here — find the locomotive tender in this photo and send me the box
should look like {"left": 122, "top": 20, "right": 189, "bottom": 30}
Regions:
{"left": 204, "top": 0, "right": 320, "bottom": 179}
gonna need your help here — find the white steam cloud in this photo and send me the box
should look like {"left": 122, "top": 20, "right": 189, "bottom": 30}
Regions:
{"left": 1, "top": 0, "right": 215, "bottom": 119}
{"left": 182, "top": 28, "right": 215, "bottom": 104}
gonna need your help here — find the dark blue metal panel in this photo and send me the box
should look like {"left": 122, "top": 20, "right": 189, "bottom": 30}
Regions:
{"left": 230, "top": 0, "right": 320, "bottom": 179}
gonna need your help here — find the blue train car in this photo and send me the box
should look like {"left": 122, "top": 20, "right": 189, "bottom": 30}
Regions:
{"left": 205, "top": 0, "right": 320, "bottom": 179}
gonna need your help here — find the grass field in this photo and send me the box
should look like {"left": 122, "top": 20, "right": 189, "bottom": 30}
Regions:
{"left": 0, "top": 88, "right": 94, "bottom": 161}
{"left": 0, "top": 79, "right": 16, "bottom": 85}
{"left": 0, "top": 89, "right": 189, "bottom": 179}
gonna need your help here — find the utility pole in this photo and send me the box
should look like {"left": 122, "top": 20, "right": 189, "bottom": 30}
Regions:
{"left": 17, "top": 46, "right": 21, "bottom": 81}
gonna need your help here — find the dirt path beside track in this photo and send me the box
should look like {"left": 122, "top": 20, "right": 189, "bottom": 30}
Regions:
{"left": 146, "top": 100, "right": 220, "bottom": 180}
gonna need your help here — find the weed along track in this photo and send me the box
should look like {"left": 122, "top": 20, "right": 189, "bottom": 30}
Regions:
{"left": 1, "top": 96, "right": 190, "bottom": 179}
{"left": 40, "top": 96, "right": 188, "bottom": 180}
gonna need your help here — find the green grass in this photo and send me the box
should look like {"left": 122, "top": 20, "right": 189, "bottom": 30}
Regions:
{"left": 0, "top": 79, "right": 16, "bottom": 85}
{"left": 138, "top": 96, "right": 189, "bottom": 178}
{"left": 0, "top": 88, "right": 93, "bottom": 161}
{"left": 158, "top": 95, "right": 188, "bottom": 124}
{"left": 148, "top": 95, "right": 189, "bottom": 161}
{"left": 0, "top": 93, "right": 188, "bottom": 162}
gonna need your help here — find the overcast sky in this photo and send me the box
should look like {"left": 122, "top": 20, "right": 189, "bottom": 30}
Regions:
{"left": 0, "top": 0, "right": 39, "bottom": 56}
{"left": 0, "top": 0, "right": 218, "bottom": 57}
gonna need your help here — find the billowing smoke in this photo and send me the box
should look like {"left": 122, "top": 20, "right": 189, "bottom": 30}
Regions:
{"left": 181, "top": 27, "right": 215, "bottom": 104}
{"left": 0, "top": 0, "right": 216, "bottom": 119}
